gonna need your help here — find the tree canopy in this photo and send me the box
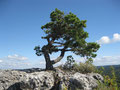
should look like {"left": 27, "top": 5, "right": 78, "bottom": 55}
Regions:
{"left": 34, "top": 8, "right": 100, "bottom": 70}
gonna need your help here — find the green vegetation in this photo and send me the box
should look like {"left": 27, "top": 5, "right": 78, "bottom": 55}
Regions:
{"left": 96, "top": 65, "right": 120, "bottom": 90}
{"left": 60, "top": 57, "right": 120, "bottom": 89}
{"left": 34, "top": 8, "right": 120, "bottom": 89}
{"left": 63, "top": 55, "right": 75, "bottom": 70}
{"left": 72, "top": 62, "right": 97, "bottom": 74}
{"left": 99, "top": 65, "right": 120, "bottom": 87}
{"left": 34, "top": 8, "right": 100, "bottom": 70}
{"left": 61, "top": 56, "right": 97, "bottom": 74}
{"left": 95, "top": 66, "right": 120, "bottom": 90}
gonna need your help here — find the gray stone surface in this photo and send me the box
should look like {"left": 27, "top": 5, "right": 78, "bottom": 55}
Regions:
{"left": 0, "top": 69, "right": 103, "bottom": 90}
{"left": 69, "top": 73, "right": 104, "bottom": 90}
{"left": 0, "top": 70, "right": 54, "bottom": 90}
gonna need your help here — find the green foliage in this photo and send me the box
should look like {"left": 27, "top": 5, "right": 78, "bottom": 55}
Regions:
{"left": 85, "top": 57, "right": 93, "bottom": 63}
{"left": 96, "top": 66, "right": 120, "bottom": 90}
{"left": 101, "top": 65, "right": 120, "bottom": 87}
{"left": 95, "top": 81, "right": 119, "bottom": 90}
{"left": 96, "top": 66, "right": 105, "bottom": 75}
{"left": 103, "top": 66, "right": 118, "bottom": 89}
{"left": 72, "top": 62, "right": 97, "bottom": 74}
{"left": 61, "top": 56, "right": 97, "bottom": 73}
{"left": 95, "top": 75, "right": 119, "bottom": 90}
{"left": 34, "top": 8, "right": 100, "bottom": 70}
{"left": 34, "top": 8, "right": 100, "bottom": 59}
{"left": 110, "top": 66, "right": 117, "bottom": 88}
{"left": 63, "top": 55, "right": 75, "bottom": 70}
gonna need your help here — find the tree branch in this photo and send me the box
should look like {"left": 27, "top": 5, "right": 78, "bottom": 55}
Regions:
{"left": 54, "top": 44, "right": 64, "bottom": 47}
{"left": 53, "top": 42, "right": 64, "bottom": 44}
{"left": 55, "top": 49, "right": 73, "bottom": 51}
{"left": 51, "top": 47, "right": 67, "bottom": 64}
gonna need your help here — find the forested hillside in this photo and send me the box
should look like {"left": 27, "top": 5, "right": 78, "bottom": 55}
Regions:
{"left": 98, "top": 65, "right": 120, "bottom": 87}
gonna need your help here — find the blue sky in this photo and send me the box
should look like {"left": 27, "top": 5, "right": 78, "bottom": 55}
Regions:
{"left": 0, "top": 0, "right": 120, "bottom": 69}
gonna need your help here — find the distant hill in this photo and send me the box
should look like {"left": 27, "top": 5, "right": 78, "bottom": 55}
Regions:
{"left": 97, "top": 64, "right": 120, "bottom": 86}
{"left": 97, "top": 64, "right": 120, "bottom": 68}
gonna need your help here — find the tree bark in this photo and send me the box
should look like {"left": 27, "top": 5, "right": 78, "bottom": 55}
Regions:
{"left": 43, "top": 50, "right": 53, "bottom": 70}
{"left": 51, "top": 49, "right": 65, "bottom": 64}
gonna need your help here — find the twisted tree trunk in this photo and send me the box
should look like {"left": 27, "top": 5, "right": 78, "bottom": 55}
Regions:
{"left": 43, "top": 45, "right": 66, "bottom": 70}
{"left": 43, "top": 51, "right": 53, "bottom": 70}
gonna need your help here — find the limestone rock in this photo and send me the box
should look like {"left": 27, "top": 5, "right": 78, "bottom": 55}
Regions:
{"left": 0, "top": 70, "right": 54, "bottom": 90}
{"left": 69, "top": 73, "right": 103, "bottom": 90}
{"left": 0, "top": 69, "right": 103, "bottom": 90}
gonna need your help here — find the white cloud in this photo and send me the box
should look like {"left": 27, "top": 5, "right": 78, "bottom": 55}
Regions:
{"left": 0, "top": 60, "right": 3, "bottom": 63}
{"left": 0, "top": 54, "right": 31, "bottom": 69}
{"left": 7, "top": 54, "right": 28, "bottom": 60}
{"left": 93, "top": 55, "right": 120, "bottom": 66}
{"left": 0, "top": 54, "right": 48, "bottom": 69}
{"left": 113, "top": 33, "right": 120, "bottom": 42}
{"left": 97, "top": 33, "right": 120, "bottom": 44}
{"left": 97, "top": 36, "right": 110, "bottom": 44}
{"left": 0, "top": 61, "right": 31, "bottom": 69}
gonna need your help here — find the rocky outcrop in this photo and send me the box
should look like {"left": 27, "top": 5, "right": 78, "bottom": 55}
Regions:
{"left": 0, "top": 69, "right": 103, "bottom": 90}
{"left": 0, "top": 70, "right": 54, "bottom": 90}
{"left": 69, "top": 73, "right": 103, "bottom": 90}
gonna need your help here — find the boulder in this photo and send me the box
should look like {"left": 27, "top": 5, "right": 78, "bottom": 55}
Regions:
{"left": 69, "top": 73, "right": 103, "bottom": 90}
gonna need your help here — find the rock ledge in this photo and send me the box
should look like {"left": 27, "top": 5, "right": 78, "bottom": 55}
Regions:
{"left": 0, "top": 69, "right": 103, "bottom": 90}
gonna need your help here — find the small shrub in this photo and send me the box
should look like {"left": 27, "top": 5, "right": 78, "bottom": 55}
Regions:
{"left": 72, "top": 62, "right": 97, "bottom": 74}
{"left": 63, "top": 55, "right": 75, "bottom": 70}
{"left": 61, "top": 56, "right": 97, "bottom": 73}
